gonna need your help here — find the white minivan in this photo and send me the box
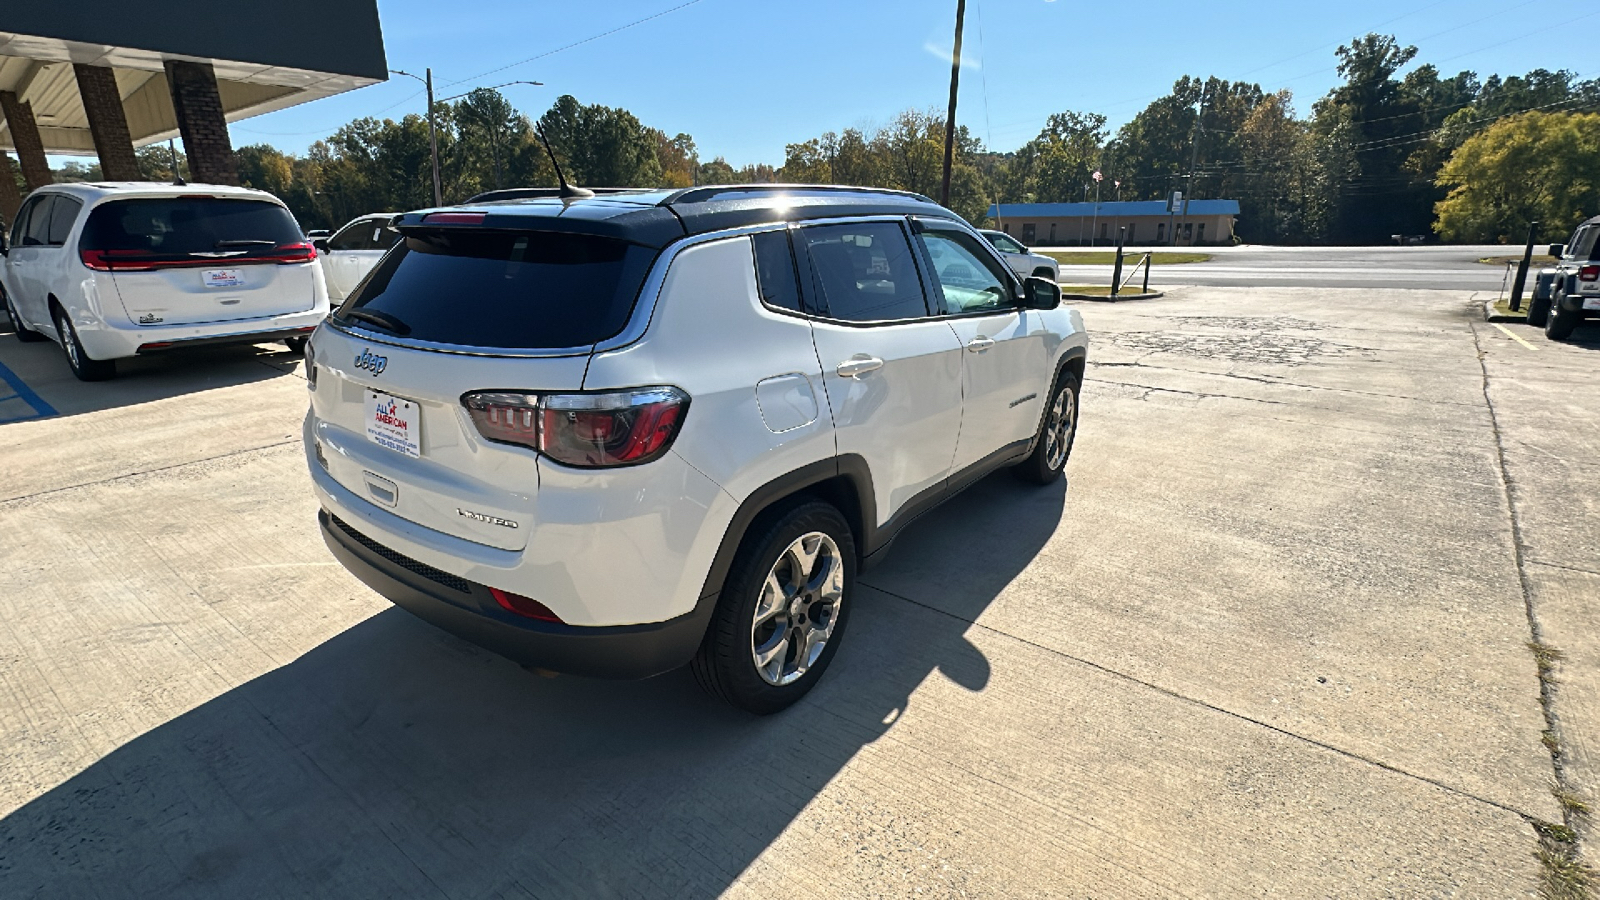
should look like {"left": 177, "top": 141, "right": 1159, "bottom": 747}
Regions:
{"left": 1, "top": 182, "right": 329, "bottom": 380}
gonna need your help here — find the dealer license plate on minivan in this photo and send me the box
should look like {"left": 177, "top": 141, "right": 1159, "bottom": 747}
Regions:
{"left": 366, "top": 390, "right": 420, "bottom": 458}
{"left": 202, "top": 269, "right": 245, "bottom": 288}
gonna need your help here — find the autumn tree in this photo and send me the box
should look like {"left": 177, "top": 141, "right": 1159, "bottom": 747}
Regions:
{"left": 1434, "top": 111, "right": 1600, "bottom": 243}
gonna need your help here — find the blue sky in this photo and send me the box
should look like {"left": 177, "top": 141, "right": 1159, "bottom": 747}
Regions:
{"left": 232, "top": 0, "right": 1600, "bottom": 166}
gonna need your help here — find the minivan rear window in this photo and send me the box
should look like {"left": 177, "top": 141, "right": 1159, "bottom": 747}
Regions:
{"left": 334, "top": 229, "right": 658, "bottom": 350}
{"left": 81, "top": 197, "right": 304, "bottom": 261}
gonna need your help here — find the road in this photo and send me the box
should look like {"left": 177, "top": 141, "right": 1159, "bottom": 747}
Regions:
{"left": 1045, "top": 243, "right": 1527, "bottom": 290}
{"left": 1, "top": 282, "right": 1597, "bottom": 897}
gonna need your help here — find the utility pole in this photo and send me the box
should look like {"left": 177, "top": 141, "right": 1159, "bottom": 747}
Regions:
{"left": 939, "top": 0, "right": 966, "bottom": 207}
{"left": 426, "top": 68, "right": 442, "bottom": 206}
{"left": 1182, "top": 81, "right": 1206, "bottom": 246}
{"left": 390, "top": 68, "right": 443, "bottom": 206}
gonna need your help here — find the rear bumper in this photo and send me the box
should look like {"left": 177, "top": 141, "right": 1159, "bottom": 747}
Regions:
{"left": 76, "top": 306, "right": 327, "bottom": 360}
{"left": 319, "top": 509, "right": 715, "bottom": 679}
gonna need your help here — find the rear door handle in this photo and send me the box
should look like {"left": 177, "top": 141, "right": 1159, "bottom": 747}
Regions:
{"left": 836, "top": 355, "right": 884, "bottom": 379}
{"left": 966, "top": 337, "right": 996, "bottom": 353}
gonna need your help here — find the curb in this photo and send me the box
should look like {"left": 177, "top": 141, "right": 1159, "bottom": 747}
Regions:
{"left": 1483, "top": 299, "right": 1526, "bottom": 323}
{"left": 1061, "top": 291, "right": 1165, "bottom": 302}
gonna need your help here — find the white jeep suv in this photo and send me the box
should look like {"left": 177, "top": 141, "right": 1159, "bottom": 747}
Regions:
{"left": 304, "top": 185, "right": 1087, "bottom": 713}
{"left": 1, "top": 182, "right": 328, "bottom": 380}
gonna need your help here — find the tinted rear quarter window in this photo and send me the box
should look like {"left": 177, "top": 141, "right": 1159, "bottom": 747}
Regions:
{"left": 46, "top": 196, "right": 83, "bottom": 245}
{"left": 752, "top": 230, "right": 802, "bottom": 313}
{"left": 22, "top": 196, "right": 54, "bottom": 246}
{"left": 82, "top": 198, "right": 303, "bottom": 257}
{"left": 336, "top": 229, "right": 657, "bottom": 350}
{"left": 800, "top": 222, "right": 928, "bottom": 323}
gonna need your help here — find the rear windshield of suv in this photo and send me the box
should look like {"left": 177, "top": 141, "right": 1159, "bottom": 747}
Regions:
{"left": 81, "top": 197, "right": 304, "bottom": 260}
{"left": 334, "top": 229, "right": 658, "bottom": 349}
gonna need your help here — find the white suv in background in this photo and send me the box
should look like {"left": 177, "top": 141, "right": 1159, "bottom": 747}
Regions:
{"left": 314, "top": 212, "right": 399, "bottom": 302}
{"left": 1, "top": 182, "right": 328, "bottom": 380}
{"left": 980, "top": 228, "right": 1061, "bottom": 282}
{"left": 305, "top": 185, "right": 1088, "bottom": 713}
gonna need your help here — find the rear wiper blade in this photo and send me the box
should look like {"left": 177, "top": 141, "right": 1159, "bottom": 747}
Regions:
{"left": 341, "top": 308, "right": 412, "bottom": 336}
{"left": 215, "top": 239, "right": 275, "bottom": 248}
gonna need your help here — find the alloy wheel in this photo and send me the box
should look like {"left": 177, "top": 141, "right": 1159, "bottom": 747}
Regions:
{"left": 1043, "top": 384, "right": 1077, "bottom": 471}
{"left": 750, "top": 531, "right": 845, "bottom": 686}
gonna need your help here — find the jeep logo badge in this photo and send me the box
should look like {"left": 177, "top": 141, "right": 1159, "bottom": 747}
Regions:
{"left": 354, "top": 348, "right": 387, "bottom": 375}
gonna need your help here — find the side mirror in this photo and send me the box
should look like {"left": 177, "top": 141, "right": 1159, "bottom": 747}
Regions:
{"left": 1548, "top": 244, "right": 1564, "bottom": 258}
{"left": 312, "top": 239, "right": 330, "bottom": 254}
{"left": 1020, "top": 275, "right": 1060, "bottom": 310}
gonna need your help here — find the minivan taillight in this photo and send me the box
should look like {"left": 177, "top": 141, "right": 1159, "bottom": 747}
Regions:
{"left": 80, "top": 242, "right": 315, "bottom": 271}
{"left": 1581, "top": 265, "right": 1599, "bottom": 282}
{"left": 462, "top": 387, "right": 689, "bottom": 468}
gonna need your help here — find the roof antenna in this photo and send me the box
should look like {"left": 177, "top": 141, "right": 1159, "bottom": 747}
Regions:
{"left": 533, "top": 125, "right": 593, "bottom": 200}
{"left": 168, "top": 139, "right": 186, "bottom": 186}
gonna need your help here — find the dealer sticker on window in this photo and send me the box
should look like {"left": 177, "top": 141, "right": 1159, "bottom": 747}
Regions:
{"left": 202, "top": 269, "right": 245, "bottom": 288}
{"left": 365, "top": 390, "right": 420, "bottom": 458}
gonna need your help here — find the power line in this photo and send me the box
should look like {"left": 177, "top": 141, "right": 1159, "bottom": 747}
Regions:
{"left": 441, "top": 0, "right": 707, "bottom": 89}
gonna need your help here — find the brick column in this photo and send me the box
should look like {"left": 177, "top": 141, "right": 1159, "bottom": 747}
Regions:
{"left": 0, "top": 152, "right": 21, "bottom": 225}
{"left": 0, "top": 91, "right": 53, "bottom": 190}
{"left": 73, "top": 64, "right": 140, "bottom": 181}
{"left": 165, "top": 60, "right": 238, "bottom": 186}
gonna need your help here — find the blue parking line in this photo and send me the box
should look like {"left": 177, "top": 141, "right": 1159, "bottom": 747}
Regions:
{"left": 0, "top": 357, "right": 56, "bottom": 420}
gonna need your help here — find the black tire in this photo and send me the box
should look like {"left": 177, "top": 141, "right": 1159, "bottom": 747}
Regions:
{"left": 53, "top": 309, "right": 116, "bottom": 381}
{"left": 1525, "top": 293, "right": 1551, "bottom": 327}
{"left": 284, "top": 336, "right": 308, "bottom": 355}
{"left": 1013, "top": 368, "right": 1080, "bottom": 484}
{"left": 1546, "top": 294, "right": 1578, "bottom": 341}
{"left": 3, "top": 287, "right": 47, "bottom": 343}
{"left": 692, "top": 500, "right": 856, "bottom": 715}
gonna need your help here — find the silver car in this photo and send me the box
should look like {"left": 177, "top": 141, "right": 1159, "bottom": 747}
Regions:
{"left": 980, "top": 229, "right": 1060, "bottom": 282}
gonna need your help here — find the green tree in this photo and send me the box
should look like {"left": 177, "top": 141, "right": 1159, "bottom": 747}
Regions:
{"left": 1434, "top": 111, "right": 1600, "bottom": 243}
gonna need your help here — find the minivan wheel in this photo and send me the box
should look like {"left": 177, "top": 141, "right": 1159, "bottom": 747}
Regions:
{"left": 1013, "top": 368, "right": 1080, "bottom": 484}
{"left": 54, "top": 310, "right": 116, "bottom": 381}
{"left": 5, "top": 289, "right": 47, "bottom": 343}
{"left": 284, "top": 336, "right": 308, "bottom": 355}
{"left": 692, "top": 500, "right": 856, "bottom": 714}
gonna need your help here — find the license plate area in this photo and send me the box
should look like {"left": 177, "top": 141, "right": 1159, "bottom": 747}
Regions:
{"left": 365, "top": 390, "right": 421, "bottom": 458}
{"left": 202, "top": 268, "right": 245, "bottom": 288}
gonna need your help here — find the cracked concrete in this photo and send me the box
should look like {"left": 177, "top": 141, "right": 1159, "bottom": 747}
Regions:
{"left": 0, "top": 284, "right": 1587, "bottom": 897}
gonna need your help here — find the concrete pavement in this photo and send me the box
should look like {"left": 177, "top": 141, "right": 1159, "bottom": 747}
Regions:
{"left": 0, "top": 285, "right": 1594, "bottom": 897}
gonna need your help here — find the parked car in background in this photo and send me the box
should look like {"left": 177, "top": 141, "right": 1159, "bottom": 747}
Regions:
{"left": 1, "top": 182, "right": 327, "bottom": 380}
{"left": 1529, "top": 216, "right": 1600, "bottom": 341}
{"left": 305, "top": 185, "right": 1087, "bottom": 714}
{"left": 979, "top": 229, "right": 1060, "bottom": 282}
{"left": 314, "top": 213, "right": 399, "bottom": 302}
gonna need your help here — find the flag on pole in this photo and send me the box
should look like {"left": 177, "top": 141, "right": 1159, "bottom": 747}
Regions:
{"left": 1092, "top": 170, "right": 1103, "bottom": 182}
{"left": 1114, "top": 180, "right": 1121, "bottom": 188}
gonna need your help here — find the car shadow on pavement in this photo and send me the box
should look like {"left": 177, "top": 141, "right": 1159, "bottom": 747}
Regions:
{"left": 0, "top": 318, "right": 304, "bottom": 422}
{"left": 0, "top": 472, "right": 1066, "bottom": 899}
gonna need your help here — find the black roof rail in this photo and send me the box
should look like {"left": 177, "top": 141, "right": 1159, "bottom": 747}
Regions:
{"left": 464, "top": 186, "right": 650, "bottom": 204}
{"left": 660, "top": 183, "right": 939, "bottom": 207}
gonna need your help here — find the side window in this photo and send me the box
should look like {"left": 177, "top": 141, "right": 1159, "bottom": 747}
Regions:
{"left": 46, "top": 196, "right": 83, "bottom": 246}
{"left": 917, "top": 229, "right": 1014, "bottom": 314}
{"left": 751, "top": 229, "right": 802, "bottom": 313}
{"left": 22, "top": 196, "right": 55, "bottom": 247}
{"left": 1571, "top": 226, "right": 1599, "bottom": 262}
{"left": 10, "top": 196, "right": 40, "bottom": 246}
{"left": 990, "top": 233, "right": 1025, "bottom": 254}
{"left": 372, "top": 223, "right": 401, "bottom": 251}
{"left": 800, "top": 221, "right": 929, "bottom": 323}
{"left": 328, "top": 221, "right": 372, "bottom": 251}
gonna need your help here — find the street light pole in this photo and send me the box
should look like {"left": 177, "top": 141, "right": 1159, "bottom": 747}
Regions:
{"left": 391, "top": 68, "right": 442, "bottom": 206}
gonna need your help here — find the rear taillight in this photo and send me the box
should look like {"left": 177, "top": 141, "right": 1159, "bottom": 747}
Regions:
{"left": 80, "top": 242, "right": 315, "bottom": 271}
{"left": 1580, "top": 265, "right": 1599, "bottom": 282}
{"left": 461, "top": 387, "right": 689, "bottom": 468}
{"left": 489, "top": 587, "right": 563, "bottom": 622}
